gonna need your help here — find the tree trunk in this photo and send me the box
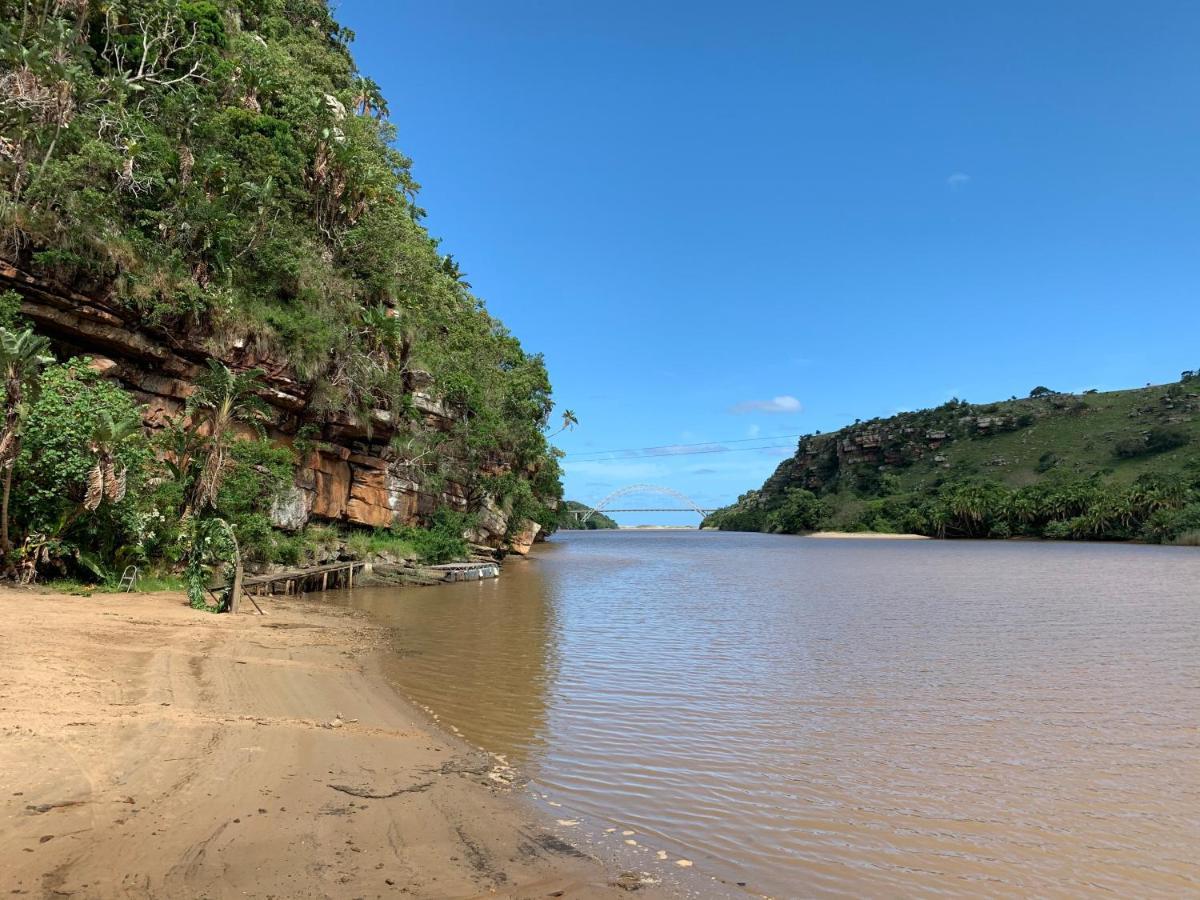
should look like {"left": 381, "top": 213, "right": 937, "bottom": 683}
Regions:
{"left": 1, "top": 435, "right": 18, "bottom": 556}
{"left": 228, "top": 561, "right": 243, "bottom": 614}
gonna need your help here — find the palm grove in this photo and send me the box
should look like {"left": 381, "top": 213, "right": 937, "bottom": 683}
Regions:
{"left": 0, "top": 1, "right": 565, "bottom": 599}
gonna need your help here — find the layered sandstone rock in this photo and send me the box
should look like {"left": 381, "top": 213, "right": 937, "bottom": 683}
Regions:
{"left": 1, "top": 260, "right": 540, "bottom": 554}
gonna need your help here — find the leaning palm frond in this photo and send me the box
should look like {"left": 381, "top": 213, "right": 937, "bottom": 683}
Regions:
{"left": 85, "top": 463, "right": 104, "bottom": 511}
{"left": 183, "top": 361, "right": 273, "bottom": 516}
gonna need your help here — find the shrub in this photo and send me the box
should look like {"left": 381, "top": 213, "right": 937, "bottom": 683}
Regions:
{"left": 344, "top": 528, "right": 417, "bottom": 561}
{"left": 1115, "top": 427, "right": 1190, "bottom": 459}
{"left": 395, "top": 509, "right": 471, "bottom": 563}
{"left": 0, "top": 291, "right": 25, "bottom": 329}
{"left": 1036, "top": 452, "right": 1059, "bottom": 473}
{"left": 1147, "top": 426, "right": 1190, "bottom": 453}
{"left": 1142, "top": 504, "right": 1200, "bottom": 544}
{"left": 702, "top": 490, "right": 770, "bottom": 532}
{"left": 1114, "top": 436, "right": 1147, "bottom": 459}
{"left": 212, "top": 438, "right": 296, "bottom": 562}
{"left": 765, "top": 488, "right": 830, "bottom": 534}
{"left": 13, "top": 360, "right": 157, "bottom": 575}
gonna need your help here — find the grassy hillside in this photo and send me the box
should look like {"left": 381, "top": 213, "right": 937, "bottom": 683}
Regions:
{"left": 704, "top": 374, "right": 1200, "bottom": 544}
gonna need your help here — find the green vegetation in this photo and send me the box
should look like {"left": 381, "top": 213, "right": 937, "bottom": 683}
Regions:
{"left": 705, "top": 375, "right": 1200, "bottom": 545}
{"left": 557, "top": 500, "right": 619, "bottom": 530}
{"left": 0, "top": 1, "right": 563, "bottom": 590}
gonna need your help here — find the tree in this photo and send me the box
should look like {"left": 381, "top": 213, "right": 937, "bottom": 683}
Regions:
{"left": 83, "top": 410, "right": 142, "bottom": 511}
{"left": 185, "top": 361, "right": 271, "bottom": 516}
{"left": 548, "top": 408, "right": 578, "bottom": 437}
{"left": 10, "top": 359, "right": 153, "bottom": 579}
{"left": 1029, "top": 386, "right": 1054, "bottom": 398}
{"left": 0, "top": 328, "right": 54, "bottom": 553}
{"left": 765, "top": 488, "right": 829, "bottom": 534}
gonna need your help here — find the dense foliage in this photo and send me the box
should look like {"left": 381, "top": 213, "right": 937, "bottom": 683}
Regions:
{"left": 557, "top": 500, "right": 619, "bottom": 530}
{"left": 12, "top": 359, "right": 156, "bottom": 577}
{"left": 0, "top": 1, "right": 563, "bottom": 584}
{"left": 706, "top": 375, "right": 1200, "bottom": 545}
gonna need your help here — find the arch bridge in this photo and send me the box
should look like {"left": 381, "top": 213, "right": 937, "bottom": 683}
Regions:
{"left": 571, "top": 484, "right": 715, "bottom": 524}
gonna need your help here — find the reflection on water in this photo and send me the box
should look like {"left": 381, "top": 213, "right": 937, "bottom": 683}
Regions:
{"left": 340, "top": 531, "right": 1200, "bottom": 897}
{"left": 344, "top": 555, "right": 560, "bottom": 767}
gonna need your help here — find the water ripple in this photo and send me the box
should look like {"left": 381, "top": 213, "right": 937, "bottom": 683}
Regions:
{"left": 343, "top": 532, "right": 1200, "bottom": 898}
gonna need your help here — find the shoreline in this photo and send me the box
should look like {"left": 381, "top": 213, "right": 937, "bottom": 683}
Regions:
{"left": 804, "top": 531, "right": 932, "bottom": 540}
{"left": 0, "top": 586, "right": 670, "bottom": 898}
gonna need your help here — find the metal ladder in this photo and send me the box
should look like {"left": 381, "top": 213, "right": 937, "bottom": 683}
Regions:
{"left": 118, "top": 565, "right": 139, "bottom": 592}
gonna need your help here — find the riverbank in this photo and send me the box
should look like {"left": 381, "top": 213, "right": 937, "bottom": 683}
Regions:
{"left": 804, "top": 531, "right": 931, "bottom": 540}
{"left": 0, "top": 587, "right": 669, "bottom": 898}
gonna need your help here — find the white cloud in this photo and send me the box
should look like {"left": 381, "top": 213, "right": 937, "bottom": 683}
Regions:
{"left": 946, "top": 172, "right": 971, "bottom": 189}
{"left": 565, "top": 460, "right": 669, "bottom": 481}
{"left": 730, "top": 395, "right": 802, "bottom": 415}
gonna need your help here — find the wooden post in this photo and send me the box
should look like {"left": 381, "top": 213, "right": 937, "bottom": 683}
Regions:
{"left": 229, "top": 562, "right": 244, "bottom": 614}
{"left": 322, "top": 571, "right": 328, "bottom": 591}
{"left": 348, "top": 564, "right": 354, "bottom": 589}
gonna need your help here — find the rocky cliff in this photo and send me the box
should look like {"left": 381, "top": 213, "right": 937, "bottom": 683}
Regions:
{"left": 2, "top": 259, "right": 542, "bottom": 554}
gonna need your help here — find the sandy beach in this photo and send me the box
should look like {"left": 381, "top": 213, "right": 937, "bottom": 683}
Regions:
{"left": 0, "top": 587, "right": 668, "bottom": 899}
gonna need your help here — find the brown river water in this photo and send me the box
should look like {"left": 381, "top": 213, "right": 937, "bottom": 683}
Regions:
{"left": 335, "top": 530, "right": 1200, "bottom": 898}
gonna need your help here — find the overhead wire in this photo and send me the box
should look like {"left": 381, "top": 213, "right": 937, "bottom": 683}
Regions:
{"left": 564, "top": 434, "right": 802, "bottom": 461}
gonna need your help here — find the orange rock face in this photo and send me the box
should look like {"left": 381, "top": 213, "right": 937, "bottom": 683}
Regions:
{"left": 507, "top": 520, "right": 542, "bottom": 555}
{"left": 309, "top": 452, "right": 352, "bottom": 520}
{"left": 298, "top": 451, "right": 426, "bottom": 531}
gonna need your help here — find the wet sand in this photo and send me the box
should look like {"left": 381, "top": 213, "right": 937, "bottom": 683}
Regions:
{"left": 0, "top": 587, "right": 669, "bottom": 898}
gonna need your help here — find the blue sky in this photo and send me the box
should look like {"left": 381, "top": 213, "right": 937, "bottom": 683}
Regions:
{"left": 339, "top": 1, "right": 1200, "bottom": 523}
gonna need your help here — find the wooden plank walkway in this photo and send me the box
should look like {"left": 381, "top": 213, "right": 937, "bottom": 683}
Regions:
{"left": 222, "top": 558, "right": 500, "bottom": 615}
{"left": 243, "top": 560, "right": 365, "bottom": 596}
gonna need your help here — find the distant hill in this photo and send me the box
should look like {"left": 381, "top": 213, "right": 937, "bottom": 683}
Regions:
{"left": 704, "top": 373, "right": 1200, "bottom": 544}
{"left": 558, "top": 501, "right": 620, "bottom": 530}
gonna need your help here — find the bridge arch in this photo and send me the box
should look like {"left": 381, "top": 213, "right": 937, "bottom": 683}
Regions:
{"left": 577, "top": 484, "right": 711, "bottom": 523}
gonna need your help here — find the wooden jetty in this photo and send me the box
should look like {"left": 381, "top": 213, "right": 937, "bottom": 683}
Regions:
{"left": 218, "top": 558, "right": 500, "bottom": 614}
{"left": 243, "top": 560, "right": 366, "bottom": 597}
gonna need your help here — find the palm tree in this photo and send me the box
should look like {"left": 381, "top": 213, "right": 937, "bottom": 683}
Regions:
{"left": 83, "top": 410, "right": 142, "bottom": 511}
{"left": 441, "top": 254, "right": 471, "bottom": 288}
{"left": 351, "top": 76, "right": 389, "bottom": 120}
{"left": 0, "top": 327, "right": 54, "bottom": 553}
{"left": 185, "top": 360, "right": 271, "bottom": 516}
{"left": 548, "top": 408, "right": 579, "bottom": 437}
